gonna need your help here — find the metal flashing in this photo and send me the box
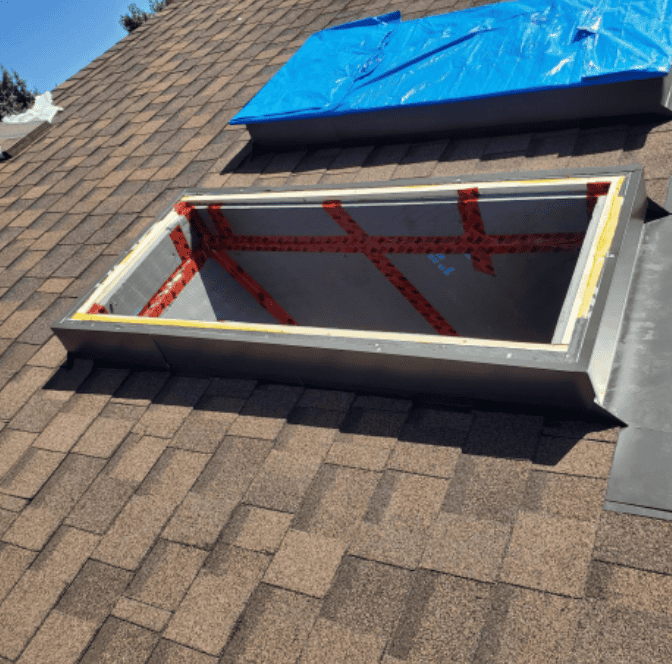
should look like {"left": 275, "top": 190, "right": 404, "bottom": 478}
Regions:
{"left": 51, "top": 166, "right": 645, "bottom": 413}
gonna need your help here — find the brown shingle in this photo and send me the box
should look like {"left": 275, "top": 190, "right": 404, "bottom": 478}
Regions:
{"left": 78, "top": 617, "right": 159, "bottom": 664}
{"left": 386, "top": 570, "right": 492, "bottom": 663}
{"left": 500, "top": 512, "right": 597, "bottom": 597}
{"left": 264, "top": 529, "right": 346, "bottom": 597}
{"left": 93, "top": 448, "right": 208, "bottom": 569}
{"left": 126, "top": 538, "right": 208, "bottom": 611}
{"left": 221, "top": 585, "right": 320, "bottom": 664}
{"left": 292, "top": 464, "right": 380, "bottom": 543}
{"left": 163, "top": 435, "right": 272, "bottom": 549}
{"left": 594, "top": 511, "right": 672, "bottom": 575}
{"left": 2, "top": 453, "right": 105, "bottom": 550}
{"left": 221, "top": 505, "right": 293, "bottom": 553}
{"left": 421, "top": 512, "right": 511, "bottom": 582}
{"left": 0, "top": 526, "right": 99, "bottom": 660}
{"left": 349, "top": 470, "right": 447, "bottom": 569}
{"left": 165, "top": 545, "right": 269, "bottom": 655}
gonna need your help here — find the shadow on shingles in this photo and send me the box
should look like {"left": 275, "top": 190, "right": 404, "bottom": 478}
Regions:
{"left": 398, "top": 396, "right": 622, "bottom": 464}
{"left": 43, "top": 358, "right": 621, "bottom": 466}
{"left": 217, "top": 139, "right": 254, "bottom": 175}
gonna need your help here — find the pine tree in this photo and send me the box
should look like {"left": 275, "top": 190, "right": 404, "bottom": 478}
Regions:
{"left": 0, "top": 66, "right": 37, "bottom": 122}
{"left": 120, "top": 0, "right": 173, "bottom": 33}
{"left": 119, "top": 3, "right": 149, "bottom": 32}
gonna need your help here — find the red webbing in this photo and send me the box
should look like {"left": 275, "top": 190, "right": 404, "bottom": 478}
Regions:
{"left": 323, "top": 201, "right": 459, "bottom": 336}
{"left": 458, "top": 188, "right": 495, "bottom": 276}
{"left": 127, "top": 190, "right": 593, "bottom": 335}
{"left": 587, "top": 182, "right": 611, "bottom": 219}
{"left": 138, "top": 225, "right": 206, "bottom": 317}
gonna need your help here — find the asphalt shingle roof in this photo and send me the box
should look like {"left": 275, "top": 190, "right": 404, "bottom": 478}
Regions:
{"left": 1, "top": 0, "right": 672, "bottom": 661}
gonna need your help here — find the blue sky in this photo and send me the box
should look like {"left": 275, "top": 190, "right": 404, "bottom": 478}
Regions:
{"left": 1, "top": 0, "right": 150, "bottom": 94}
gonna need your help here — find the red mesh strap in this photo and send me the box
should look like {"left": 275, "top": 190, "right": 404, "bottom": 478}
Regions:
{"left": 138, "top": 225, "right": 206, "bottom": 317}
{"left": 458, "top": 188, "right": 495, "bottom": 276}
{"left": 208, "top": 205, "right": 233, "bottom": 238}
{"left": 587, "top": 182, "right": 611, "bottom": 219}
{"left": 210, "top": 248, "right": 297, "bottom": 325}
{"left": 323, "top": 201, "right": 459, "bottom": 336}
{"left": 145, "top": 202, "right": 297, "bottom": 325}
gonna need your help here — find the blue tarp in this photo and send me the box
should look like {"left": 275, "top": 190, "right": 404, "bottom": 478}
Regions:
{"left": 230, "top": 0, "right": 672, "bottom": 125}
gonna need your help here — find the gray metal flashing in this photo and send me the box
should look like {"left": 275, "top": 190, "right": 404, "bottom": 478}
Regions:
{"left": 606, "top": 426, "right": 672, "bottom": 514}
{"left": 52, "top": 166, "right": 644, "bottom": 413}
{"left": 595, "top": 169, "right": 672, "bottom": 521}
{"left": 244, "top": 74, "right": 672, "bottom": 148}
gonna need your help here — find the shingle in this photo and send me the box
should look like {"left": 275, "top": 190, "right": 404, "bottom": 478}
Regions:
{"left": 349, "top": 470, "right": 447, "bottom": 569}
{"left": 0, "top": 429, "right": 37, "bottom": 480}
{"left": 487, "top": 587, "right": 580, "bottom": 664}
{"left": 0, "top": 494, "right": 27, "bottom": 512}
{"left": 0, "top": 446, "right": 64, "bottom": 500}
{"left": 0, "top": 526, "right": 99, "bottom": 660}
{"left": 500, "top": 512, "right": 597, "bottom": 597}
{"left": 593, "top": 511, "right": 672, "bottom": 575}
{"left": 221, "top": 585, "right": 320, "bottom": 664}
{"left": 432, "top": 137, "right": 487, "bottom": 176}
{"left": 264, "top": 529, "right": 346, "bottom": 597}
{"left": 125, "top": 539, "right": 208, "bottom": 611}
{"left": 392, "top": 141, "right": 449, "bottom": 179}
{"left": 165, "top": 545, "right": 269, "bottom": 655}
{"left": 327, "top": 409, "right": 408, "bottom": 471}
{"left": 147, "top": 640, "right": 218, "bottom": 664}
{"left": 301, "top": 619, "right": 387, "bottom": 664}
{"left": 569, "top": 126, "right": 627, "bottom": 168}
{"left": 421, "top": 512, "right": 511, "bottom": 582}
{"left": 78, "top": 617, "right": 159, "bottom": 664}
{"left": 170, "top": 395, "right": 245, "bottom": 453}
{"left": 163, "top": 435, "right": 272, "bottom": 549}
{"left": 464, "top": 410, "right": 543, "bottom": 460}
{"left": 0, "top": 542, "right": 36, "bottom": 604}
{"left": 534, "top": 436, "right": 615, "bottom": 478}
{"left": 245, "top": 449, "right": 324, "bottom": 513}
{"left": 56, "top": 559, "right": 132, "bottom": 623}
{"left": 12, "top": 609, "right": 97, "bottom": 664}
{"left": 522, "top": 471, "right": 607, "bottom": 522}
{"left": 221, "top": 505, "right": 293, "bottom": 553}
{"left": 320, "top": 555, "right": 412, "bottom": 637}
{"left": 2, "top": 453, "right": 105, "bottom": 550}
{"left": 41, "top": 357, "right": 93, "bottom": 396}
{"left": 292, "top": 464, "right": 380, "bottom": 543}
{"left": 386, "top": 571, "right": 492, "bottom": 663}
{"left": 571, "top": 599, "right": 672, "bottom": 663}
{"left": 17, "top": 296, "right": 78, "bottom": 346}
{"left": 93, "top": 448, "right": 209, "bottom": 569}
{"left": 298, "top": 389, "right": 355, "bottom": 411}
{"left": 111, "top": 597, "right": 172, "bottom": 632}
{"left": 65, "top": 433, "right": 161, "bottom": 534}
{"left": 25, "top": 335, "right": 68, "bottom": 367}
{"left": 442, "top": 455, "right": 530, "bottom": 523}
{"left": 32, "top": 412, "right": 98, "bottom": 453}
{"left": 72, "top": 418, "right": 133, "bottom": 457}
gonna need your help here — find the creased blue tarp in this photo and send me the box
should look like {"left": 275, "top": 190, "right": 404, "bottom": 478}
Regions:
{"left": 230, "top": 0, "right": 672, "bottom": 125}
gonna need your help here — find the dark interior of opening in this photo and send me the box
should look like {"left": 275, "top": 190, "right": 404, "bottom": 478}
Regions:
{"left": 98, "top": 192, "right": 597, "bottom": 343}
